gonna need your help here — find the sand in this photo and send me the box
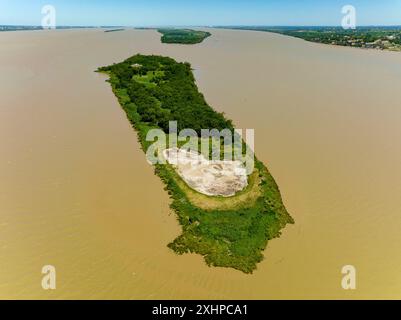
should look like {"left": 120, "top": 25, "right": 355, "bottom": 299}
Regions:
{"left": 163, "top": 148, "right": 248, "bottom": 197}
{"left": 1, "top": 28, "right": 401, "bottom": 299}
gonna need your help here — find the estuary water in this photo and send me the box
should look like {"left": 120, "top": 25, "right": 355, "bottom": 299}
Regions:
{"left": 1, "top": 28, "right": 401, "bottom": 299}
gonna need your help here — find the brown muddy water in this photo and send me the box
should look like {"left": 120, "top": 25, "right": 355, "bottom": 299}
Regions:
{"left": 0, "top": 28, "right": 401, "bottom": 299}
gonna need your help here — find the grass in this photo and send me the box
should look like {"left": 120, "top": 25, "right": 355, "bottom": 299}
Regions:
{"left": 133, "top": 70, "right": 165, "bottom": 88}
{"left": 171, "top": 166, "right": 262, "bottom": 211}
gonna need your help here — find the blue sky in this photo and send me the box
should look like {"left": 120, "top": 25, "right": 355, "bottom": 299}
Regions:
{"left": 1, "top": 0, "right": 400, "bottom": 26}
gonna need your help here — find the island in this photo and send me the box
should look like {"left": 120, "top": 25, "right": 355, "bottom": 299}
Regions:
{"left": 218, "top": 26, "right": 401, "bottom": 52}
{"left": 104, "top": 28, "right": 125, "bottom": 33}
{"left": 158, "top": 28, "right": 211, "bottom": 44}
{"left": 97, "top": 54, "right": 294, "bottom": 273}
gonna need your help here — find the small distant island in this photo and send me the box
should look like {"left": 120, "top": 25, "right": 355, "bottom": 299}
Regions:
{"left": 158, "top": 28, "right": 211, "bottom": 44}
{"left": 218, "top": 26, "right": 401, "bottom": 52}
{"left": 97, "top": 54, "right": 293, "bottom": 273}
{"left": 104, "top": 28, "right": 125, "bottom": 33}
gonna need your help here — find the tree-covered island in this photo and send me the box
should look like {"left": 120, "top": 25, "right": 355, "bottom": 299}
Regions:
{"left": 158, "top": 28, "right": 211, "bottom": 44}
{"left": 97, "top": 54, "right": 294, "bottom": 274}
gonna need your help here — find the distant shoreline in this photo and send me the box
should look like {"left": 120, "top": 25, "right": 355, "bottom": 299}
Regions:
{"left": 215, "top": 26, "right": 401, "bottom": 53}
{"left": 3, "top": 25, "right": 400, "bottom": 55}
{"left": 0, "top": 25, "right": 124, "bottom": 32}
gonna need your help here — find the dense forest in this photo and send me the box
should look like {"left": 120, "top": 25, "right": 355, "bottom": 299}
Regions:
{"left": 98, "top": 54, "right": 293, "bottom": 273}
{"left": 158, "top": 29, "right": 211, "bottom": 44}
{"left": 98, "top": 54, "right": 232, "bottom": 134}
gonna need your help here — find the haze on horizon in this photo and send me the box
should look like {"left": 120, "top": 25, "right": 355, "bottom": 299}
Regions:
{"left": 1, "top": 0, "right": 401, "bottom": 27}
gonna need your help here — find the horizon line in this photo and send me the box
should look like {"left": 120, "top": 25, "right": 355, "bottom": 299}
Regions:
{"left": 2, "top": 24, "right": 401, "bottom": 28}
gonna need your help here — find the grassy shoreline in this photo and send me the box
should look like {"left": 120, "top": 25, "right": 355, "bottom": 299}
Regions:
{"left": 97, "top": 54, "right": 293, "bottom": 273}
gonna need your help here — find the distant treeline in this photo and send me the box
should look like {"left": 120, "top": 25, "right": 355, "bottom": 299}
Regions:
{"left": 217, "top": 26, "right": 401, "bottom": 50}
{"left": 0, "top": 25, "right": 124, "bottom": 32}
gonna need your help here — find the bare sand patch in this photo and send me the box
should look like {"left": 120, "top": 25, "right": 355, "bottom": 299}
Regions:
{"left": 163, "top": 148, "right": 248, "bottom": 197}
